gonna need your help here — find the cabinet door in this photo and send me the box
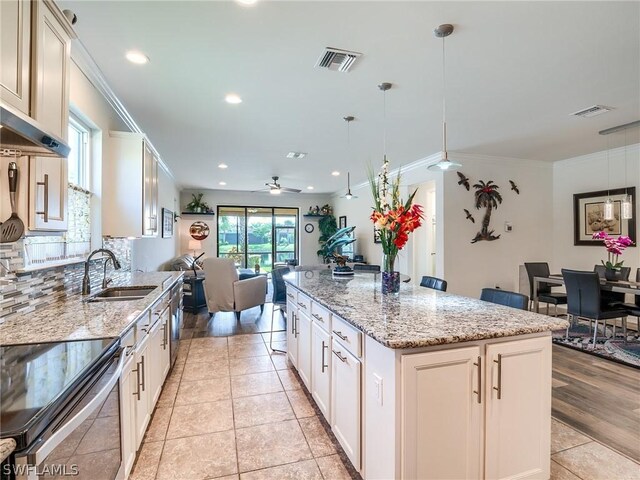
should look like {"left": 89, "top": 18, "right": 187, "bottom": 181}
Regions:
{"left": 330, "top": 341, "right": 361, "bottom": 470}
{"left": 148, "top": 319, "right": 164, "bottom": 407}
{"left": 32, "top": 0, "right": 71, "bottom": 140}
{"left": 401, "top": 345, "right": 483, "bottom": 480}
{"left": 297, "top": 310, "right": 312, "bottom": 389}
{"left": 142, "top": 142, "right": 158, "bottom": 236}
{"left": 160, "top": 311, "right": 171, "bottom": 380}
{"left": 0, "top": 0, "right": 31, "bottom": 114}
{"left": 311, "top": 321, "right": 331, "bottom": 419}
{"left": 29, "top": 155, "right": 68, "bottom": 231}
{"left": 134, "top": 340, "right": 151, "bottom": 449}
{"left": 485, "top": 336, "right": 551, "bottom": 480}
{"left": 119, "top": 352, "right": 137, "bottom": 477}
{"left": 286, "top": 301, "right": 298, "bottom": 368}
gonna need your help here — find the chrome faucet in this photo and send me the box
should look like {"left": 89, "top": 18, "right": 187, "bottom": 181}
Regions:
{"left": 82, "top": 249, "right": 122, "bottom": 295}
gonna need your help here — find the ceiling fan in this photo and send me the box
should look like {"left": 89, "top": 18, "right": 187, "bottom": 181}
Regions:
{"left": 262, "top": 176, "right": 301, "bottom": 195}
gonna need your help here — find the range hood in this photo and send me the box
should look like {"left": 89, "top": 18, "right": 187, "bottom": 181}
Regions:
{"left": 1, "top": 105, "right": 70, "bottom": 158}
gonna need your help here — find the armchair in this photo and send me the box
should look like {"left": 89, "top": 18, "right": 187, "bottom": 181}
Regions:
{"left": 202, "top": 258, "right": 267, "bottom": 321}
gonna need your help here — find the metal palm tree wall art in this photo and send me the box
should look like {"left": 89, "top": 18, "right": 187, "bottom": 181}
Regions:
{"left": 471, "top": 180, "right": 503, "bottom": 243}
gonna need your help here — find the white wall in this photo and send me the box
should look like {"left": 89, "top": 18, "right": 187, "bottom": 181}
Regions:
{"left": 552, "top": 144, "right": 640, "bottom": 275}
{"left": 179, "top": 189, "right": 332, "bottom": 265}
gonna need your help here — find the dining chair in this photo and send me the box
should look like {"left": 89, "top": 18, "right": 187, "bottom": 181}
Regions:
{"left": 524, "top": 262, "right": 567, "bottom": 316}
{"left": 420, "top": 276, "right": 447, "bottom": 292}
{"left": 480, "top": 288, "right": 529, "bottom": 310}
{"left": 594, "top": 265, "right": 631, "bottom": 307}
{"left": 619, "top": 268, "right": 640, "bottom": 323}
{"left": 269, "top": 267, "right": 289, "bottom": 353}
{"left": 353, "top": 264, "right": 381, "bottom": 272}
{"left": 561, "top": 269, "right": 628, "bottom": 345}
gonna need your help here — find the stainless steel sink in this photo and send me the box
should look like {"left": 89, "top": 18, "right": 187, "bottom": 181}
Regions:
{"left": 86, "top": 286, "right": 157, "bottom": 302}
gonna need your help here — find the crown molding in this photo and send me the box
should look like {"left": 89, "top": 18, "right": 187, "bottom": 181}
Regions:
{"left": 553, "top": 143, "right": 640, "bottom": 168}
{"left": 70, "top": 39, "right": 176, "bottom": 182}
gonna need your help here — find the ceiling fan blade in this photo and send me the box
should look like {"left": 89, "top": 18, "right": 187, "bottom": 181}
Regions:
{"left": 265, "top": 182, "right": 278, "bottom": 188}
{"left": 279, "top": 186, "right": 302, "bottom": 193}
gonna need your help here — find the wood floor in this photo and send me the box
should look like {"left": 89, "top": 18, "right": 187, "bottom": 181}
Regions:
{"left": 552, "top": 344, "right": 640, "bottom": 462}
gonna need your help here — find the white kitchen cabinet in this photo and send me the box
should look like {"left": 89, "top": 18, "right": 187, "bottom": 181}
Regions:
{"left": 311, "top": 321, "right": 331, "bottom": 419}
{"left": 105, "top": 132, "right": 159, "bottom": 237}
{"left": 1, "top": 0, "right": 31, "bottom": 114}
{"left": 401, "top": 345, "right": 483, "bottom": 480}
{"left": 148, "top": 305, "right": 171, "bottom": 407}
{"left": 134, "top": 335, "right": 151, "bottom": 449}
{"left": 31, "top": 0, "right": 72, "bottom": 140}
{"left": 29, "top": 155, "right": 67, "bottom": 231}
{"left": 484, "top": 336, "right": 551, "bottom": 480}
{"left": 286, "top": 298, "right": 298, "bottom": 368}
{"left": 297, "top": 310, "right": 312, "bottom": 389}
{"left": 119, "top": 347, "right": 137, "bottom": 477}
{"left": 331, "top": 339, "right": 361, "bottom": 470}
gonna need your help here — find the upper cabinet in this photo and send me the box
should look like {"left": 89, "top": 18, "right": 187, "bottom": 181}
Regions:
{"left": 104, "top": 132, "right": 159, "bottom": 238}
{"left": 0, "top": 0, "right": 32, "bottom": 114}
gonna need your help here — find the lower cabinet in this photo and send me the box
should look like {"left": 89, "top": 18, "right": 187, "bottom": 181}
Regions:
{"left": 296, "top": 310, "right": 312, "bottom": 389}
{"left": 286, "top": 300, "right": 298, "bottom": 368}
{"left": 119, "top": 347, "right": 137, "bottom": 476}
{"left": 310, "top": 322, "right": 331, "bottom": 419}
{"left": 133, "top": 336, "right": 151, "bottom": 449}
{"left": 401, "top": 336, "right": 551, "bottom": 480}
{"left": 330, "top": 339, "right": 361, "bottom": 470}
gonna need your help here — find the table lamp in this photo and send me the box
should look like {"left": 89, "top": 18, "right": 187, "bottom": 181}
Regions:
{"left": 188, "top": 240, "right": 202, "bottom": 256}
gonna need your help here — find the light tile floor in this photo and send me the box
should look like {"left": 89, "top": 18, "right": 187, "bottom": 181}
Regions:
{"left": 130, "top": 332, "right": 640, "bottom": 480}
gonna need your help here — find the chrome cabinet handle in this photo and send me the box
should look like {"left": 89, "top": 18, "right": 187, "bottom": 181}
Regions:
{"left": 294, "top": 313, "right": 298, "bottom": 338}
{"left": 473, "top": 356, "right": 481, "bottom": 404}
{"left": 321, "top": 341, "right": 328, "bottom": 372}
{"left": 333, "top": 330, "right": 348, "bottom": 342}
{"left": 287, "top": 293, "right": 294, "bottom": 299}
{"left": 312, "top": 313, "right": 323, "bottom": 322}
{"left": 133, "top": 364, "right": 141, "bottom": 400}
{"left": 493, "top": 354, "right": 502, "bottom": 400}
{"left": 297, "top": 302, "right": 307, "bottom": 309}
{"left": 332, "top": 349, "right": 347, "bottom": 363}
{"left": 161, "top": 322, "right": 167, "bottom": 349}
{"left": 140, "top": 355, "right": 146, "bottom": 391}
{"left": 291, "top": 312, "right": 296, "bottom": 335}
{"left": 35, "top": 174, "right": 49, "bottom": 222}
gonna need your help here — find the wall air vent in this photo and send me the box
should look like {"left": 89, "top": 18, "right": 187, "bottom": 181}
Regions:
{"left": 315, "top": 47, "right": 362, "bottom": 73}
{"left": 286, "top": 151, "right": 307, "bottom": 159}
{"left": 570, "top": 105, "right": 612, "bottom": 118}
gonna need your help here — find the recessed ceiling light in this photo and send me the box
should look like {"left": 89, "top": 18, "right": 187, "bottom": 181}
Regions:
{"left": 218, "top": 163, "right": 228, "bottom": 169}
{"left": 331, "top": 171, "right": 340, "bottom": 176}
{"left": 219, "top": 181, "right": 227, "bottom": 186}
{"left": 225, "top": 93, "right": 242, "bottom": 104}
{"left": 125, "top": 50, "right": 149, "bottom": 64}
{"left": 286, "top": 152, "right": 307, "bottom": 159}
{"left": 236, "top": 0, "right": 258, "bottom": 5}
{"left": 307, "top": 186, "right": 314, "bottom": 190}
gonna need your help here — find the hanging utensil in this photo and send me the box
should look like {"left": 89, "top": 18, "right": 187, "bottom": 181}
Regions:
{"left": 0, "top": 162, "right": 25, "bottom": 243}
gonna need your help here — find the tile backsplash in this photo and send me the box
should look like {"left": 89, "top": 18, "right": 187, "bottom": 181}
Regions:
{"left": 0, "top": 238, "right": 132, "bottom": 324}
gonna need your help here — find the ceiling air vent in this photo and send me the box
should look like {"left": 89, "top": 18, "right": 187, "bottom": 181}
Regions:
{"left": 286, "top": 152, "right": 307, "bottom": 159}
{"left": 570, "top": 105, "right": 612, "bottom": 118}
{"left": 315, "top": 47, "right": 362, "bottom": 73}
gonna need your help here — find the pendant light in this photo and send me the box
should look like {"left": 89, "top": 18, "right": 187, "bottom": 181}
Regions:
{"left": 341, "top": 116, "right": 358, "bottom": 200}
{"left": 603, "top": 134, "right": 614, "bottom": 221}
{"left": 428, "top": 24, "right": 461, "bottom": 172}
{"left": 621, "top": 129, "right": 633, "bottom": 219}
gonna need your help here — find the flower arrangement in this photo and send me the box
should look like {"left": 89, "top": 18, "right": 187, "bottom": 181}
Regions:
{"left": 368, "top": 157, "right": 424, "bottom": 279}
{"left": 592, "top": 231, "right": 634, "bottom": 270}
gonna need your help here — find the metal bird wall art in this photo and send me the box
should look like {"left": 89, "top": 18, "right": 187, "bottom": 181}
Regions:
{"left": 509, "top": 180, "right": 520, "bottom": 195}
{"left": 456, "top": 172, "right": 470, "bottom": 191}
{"left": 463, "top": 209, "right": 475, "bottom": 223}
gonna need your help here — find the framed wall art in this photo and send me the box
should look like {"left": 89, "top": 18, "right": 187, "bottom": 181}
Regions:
{"left": 339, "top": 216, "right": 347, "bottom": 229}
{"left": 573, "top": 187, "right": 636, "bottom": 246}
{"left": 162, "top": 208, "right": 174, "bottom": 238}
{"left": 373, "top": 227, "right": 382, "bottom": 244}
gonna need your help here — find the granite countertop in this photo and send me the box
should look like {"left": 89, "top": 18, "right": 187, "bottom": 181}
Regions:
{"left": 0, "top": 272, "right": 183, "bottom": 346}
{"left": 285, "top": 271, "right": 569, "bottom": 349}
{"left": 0, "top": 438, "right": 16, "bottom": 463}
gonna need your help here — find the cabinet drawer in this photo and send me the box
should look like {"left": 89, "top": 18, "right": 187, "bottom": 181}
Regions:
{"left": 310, "top": 301, "right": 331, "bottom": 332}
{"left": 285, "top": 288, "right": 297, "bottom": 304}
{"left": 136, "top": 311, "right": 152, "bottom": 338}
{"left": 332, "top": 315, "right": 362, "bottom": 358}
{"left": 296, "top": 292, "right": 311, "bottom": 314}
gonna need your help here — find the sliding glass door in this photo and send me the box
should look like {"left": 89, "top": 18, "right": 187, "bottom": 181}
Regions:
{"left": 218, "top": 206, "right": 298, "bottom": 272}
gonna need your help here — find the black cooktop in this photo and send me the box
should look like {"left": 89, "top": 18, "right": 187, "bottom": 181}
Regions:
{"left": 0, "top": 338, "right": 119, "bottom": 451}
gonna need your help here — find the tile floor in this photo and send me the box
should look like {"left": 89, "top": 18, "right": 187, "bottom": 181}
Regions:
{"left": 130, "top": 331, "right": 640, "bottom": 480}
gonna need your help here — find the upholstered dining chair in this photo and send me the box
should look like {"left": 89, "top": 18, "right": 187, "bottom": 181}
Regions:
{"left": 480, "top": 288, "right": 529, "bottom": 310}
{"left": 419, "top": 276, "right": 447, "bottom": 292}
{"left": 562, "top": 269, "right": 628, "bottom": 345}
{"left": 269, "top": 267, "right": 289, "bottom": 353}
{"left": 524, "top": 262, "right": 567, "bottom": 316}
{"left": 353, "top": 264, "right": 381, "bottom": 272}
{"left": 202, "top": 258, "right": 268, "bottom": 321}
{"left": 621, "top": 268, "right": 640, "bottom": 321}
{"left": 594, "top": 265, "right": 631, "bottom": 307}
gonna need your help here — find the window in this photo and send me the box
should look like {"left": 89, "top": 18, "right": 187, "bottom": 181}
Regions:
{"left": 68, "top": 114, "right": 89, "bottom": 189}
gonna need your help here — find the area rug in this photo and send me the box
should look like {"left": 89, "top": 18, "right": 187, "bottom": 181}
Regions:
{"left": 552, "top": 323, "right": 640, "bottom": 369}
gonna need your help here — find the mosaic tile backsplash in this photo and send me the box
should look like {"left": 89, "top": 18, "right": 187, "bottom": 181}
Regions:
{"left": 0, "top": 238, "right": 132, "bottom": 324}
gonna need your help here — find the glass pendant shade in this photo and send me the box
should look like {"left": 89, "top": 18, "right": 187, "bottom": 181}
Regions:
{"left": 621, "top": 195, "right": 633, "bottom": 220}
{"left": 603, "top": 198, "right": 615, "bottom": 221}
{"left": 428, "top": 151, "right": 462, "bottom": 171}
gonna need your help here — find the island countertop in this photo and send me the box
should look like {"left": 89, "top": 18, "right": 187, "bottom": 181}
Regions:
{"left": 284, "top": 270, "right": 568, "bottom": 349}
{"left": 0, "top": 272, "right": 183, "bottom": 346}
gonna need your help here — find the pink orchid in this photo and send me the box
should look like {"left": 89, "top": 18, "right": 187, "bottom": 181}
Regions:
{"left": 592, "top": 231, "right": 635, "bottom": 271}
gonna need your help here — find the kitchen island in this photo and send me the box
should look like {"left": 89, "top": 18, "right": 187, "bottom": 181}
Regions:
{"left": 284, "top": 270, "right": 568, "bottom": 480}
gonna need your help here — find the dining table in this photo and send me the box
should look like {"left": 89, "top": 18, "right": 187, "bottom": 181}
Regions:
{"left": 532, "top": 274, "right": 640, "bottom": 313}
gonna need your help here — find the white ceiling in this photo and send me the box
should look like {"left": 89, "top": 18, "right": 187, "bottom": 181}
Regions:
{"left": 61, "top": 1, "right": 640, "bottom": 193}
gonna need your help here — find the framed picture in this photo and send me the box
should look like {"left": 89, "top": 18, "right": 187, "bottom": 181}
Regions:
{"left": 573, "top": 187, "right": 636, "bottom": 246}
{"left": 162, "top": 208, "right": 174, "bottom": 238}
{"left": 373, "top": 227, "right": 382, "bottom": 244}
{"left": 339, "top": 216, "right": 347, "bottom": 229}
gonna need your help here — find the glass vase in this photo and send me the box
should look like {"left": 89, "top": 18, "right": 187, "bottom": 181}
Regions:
{"left": 381, "top": 253, "right": 400, "bottom": 294}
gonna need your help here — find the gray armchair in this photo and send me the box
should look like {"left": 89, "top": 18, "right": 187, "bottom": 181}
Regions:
{"left": 202, "top": 258, "right": 267, "bottom": 320}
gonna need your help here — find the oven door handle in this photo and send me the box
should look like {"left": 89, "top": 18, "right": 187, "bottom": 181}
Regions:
{"left": 25, "top": 350, "right": 125, "bottom": 465}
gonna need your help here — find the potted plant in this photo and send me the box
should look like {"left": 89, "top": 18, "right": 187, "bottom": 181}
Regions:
{"left": 185, "top": 193, "right": 210, "bottom": 213}
{"left": 368, "top": 158, "right": 424, "bottom": 294}
{"left": 592, "top": 231, "right": 634, "bottom": 281}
